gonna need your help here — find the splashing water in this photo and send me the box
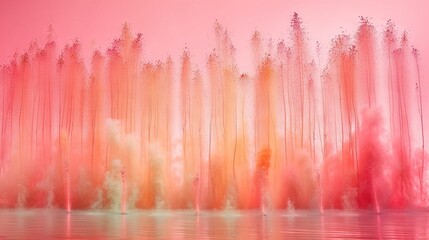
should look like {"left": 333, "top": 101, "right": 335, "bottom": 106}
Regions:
{"left": 0, "top": 14, "right": 427, "bottom": 212}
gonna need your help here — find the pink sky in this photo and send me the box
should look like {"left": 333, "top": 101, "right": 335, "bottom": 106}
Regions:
{"left": 2, "top": 0, "right": 428, "bottom": 116}
{"left": 0, "top": 0, "right": 428, "bottom": 117}
{"left": 1, "top": 0, "right": 428, "bottom": 68}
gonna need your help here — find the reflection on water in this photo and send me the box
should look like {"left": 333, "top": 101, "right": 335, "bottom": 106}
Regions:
{"left": 1, "top": 209, "right": 429, "bottom": 239}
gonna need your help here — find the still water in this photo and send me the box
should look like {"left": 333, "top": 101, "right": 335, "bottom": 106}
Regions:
{"left": 1, "top": 209, "right": 428, "bottom": 239}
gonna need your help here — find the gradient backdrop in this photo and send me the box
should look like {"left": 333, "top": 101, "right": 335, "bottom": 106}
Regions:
{"left": 0, "top": 0, "right": 428, "bottom": 125}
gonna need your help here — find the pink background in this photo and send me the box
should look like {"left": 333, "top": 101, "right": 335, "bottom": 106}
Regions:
{"left": 1, "top": 0, "right": 428, "bottom": 123}
{"left": 2, "top": 0, "right": 428, "bottom": 124}
{"left": 1, "top": 0, "right": 428, "bottom": 69}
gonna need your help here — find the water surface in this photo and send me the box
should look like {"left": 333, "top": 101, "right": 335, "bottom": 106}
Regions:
{"left": 1, "top": 209, "right": 429, "bottom": 239}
